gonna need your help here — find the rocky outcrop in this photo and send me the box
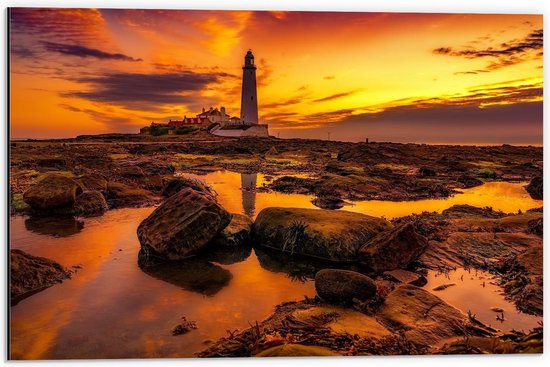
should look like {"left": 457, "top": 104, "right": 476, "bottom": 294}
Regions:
{"left": 10, "top": 249, "right": 71, "bottom": 304}
{"left": 378, "top": 284, "right": 467, "bottom": 346}
{"left": 526, "top": 176, "right": 543, "bottom": 200}
{"left": 212, "top": 213, "right": 252, "bottom": 247}
{"left": 442, "top": 204, "right": 504, "bottom": 219}
{"left": 253, "top": 207, "right": 392, "bottom": 262}
{"left": 358, "top": 223, "right": 428, "bottom": 273}
{"left": 73, "top": 190, "right": 109, "bottom": 216}
{"left": 23, "top": 174, "right": 83, "bottom": 210}
{"left": 137, "top": 188, "right": 231, "bottom": 260}
{"left": 315, "top": 269, "right": 377, "bottom": 304}
{"left": 161, "top": 176, "right": 215, "bottom": 197}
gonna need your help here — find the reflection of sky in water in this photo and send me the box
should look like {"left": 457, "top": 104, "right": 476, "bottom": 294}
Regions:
{"left": 426, "top": 268, "right": 542, "bottom": 333}
{"left": 10, "top": 210, "right": 315, "bottom": 359}
{"left": 9, "top": 172, "right": 542, "bottom": 359}
{"left": 184, "top": 171, "right": 542, "bottom": 219}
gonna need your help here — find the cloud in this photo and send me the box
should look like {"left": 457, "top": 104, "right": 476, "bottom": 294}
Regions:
{"left": 312, "top": 90, "right": 360, "bottom": 103}
{"left": 63, "top": 71, "right": 229, "bottom": 110}
{"left": 277, "top": 101, "right": 542, "bottom": 144}
{"left": 433, "top": 28, "right": 543, "bottom": 72}
{"left": 43, "top": 41, "right": 142, "bottom": 61}
{"left": 9, "top": 8, "right": 110, "bottom": 45}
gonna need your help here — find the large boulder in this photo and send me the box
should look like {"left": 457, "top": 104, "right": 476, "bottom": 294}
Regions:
{"left": 526, "top": 176, "right": 542, "bottom": 200}
{"left": 73, "top": 190, "right": 108, "bottom": 216}
{"left": 377, "top": 284, "right": 467, "bottom": 346}
{"left": 358, "top": 223, "right": 428, "bottom": 273}
{"left": 212, "top": 213, "right": 252, "bottom": 247}
{"left": 253, "top": 207, "right": 392, "bottom": 262}
{"left": 23, "top": 174, "right": 83, "bottom": 210}
{"left": 137, "top": 188, "right": 231, "bottom": 260}
{"left": 315, "top": 269, "right": 377, "bottom": 304}
{"left": 10, "top": 249, "right": 71, "bottom": 304}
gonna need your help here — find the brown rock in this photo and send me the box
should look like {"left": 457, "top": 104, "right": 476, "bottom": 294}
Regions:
{"left": 315, "top": 269, "right": 377, "bottom": 304}
{"left": 10, "top": 249, "right": 71, "bottom": 304}
{"left": 383, "top": 269, "right": 427, "bottom": 286}
{"left": 74, "top": 190, "right": 108, "bottom": 216}
{"left": 359, "top": 223, "right": 428, "bottom": 273}
{"left": 105, "top": 181, "right": 155, "bottom": 208}
{"left": 77, "top": 174, "right": 108, "bottom": 192}
{"left": 526, "top": 176, "right": 542, "bottom": 200}
{"left": 253, "top": 207, "right": 391, "bottom": 262}
{"left": 137, "top": 188, "right": 231, "bottom": 260}
{"left": 161, "top": 176, "right": 214, "bottom": 198}
{"left": 23, "top": 174, "right": 83, "bottom": 210}
{"left": 212, "top": 213, "right": 252, "bottom": 247}
{"left": 378, "top": 284, "right": 467, "bottom": 346}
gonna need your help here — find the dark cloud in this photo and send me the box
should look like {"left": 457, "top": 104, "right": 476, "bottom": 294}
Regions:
{"left": 313, "top": 90, "right": 360, "bottom": 103}
{"left": 9, "top": 8, "right": 108, "bottom": 44}
{"left": 275, "top": 101, "right": 542, "bottom": 145}
{"left": 63, "top": 71, "right": 228, "bottom": 110}
{"left": 43, "top": 41, "right": 142, "bottom": 61}
{"left": 10, "top": 45, "right": 35, "bottom": 58}
{"left": 434, "top": 28, "right": 543, "bottom": 72}
{"left": 323, "top": 75, "right": 335, "bottom": 80}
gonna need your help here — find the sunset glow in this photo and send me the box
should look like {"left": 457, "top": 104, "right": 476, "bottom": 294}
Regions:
{"left": 9, "top": 9, "right": 543, "bottom": 143}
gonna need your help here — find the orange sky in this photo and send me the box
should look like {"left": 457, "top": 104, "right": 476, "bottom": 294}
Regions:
{"left": 9, "top": 9, "right": 543, "bottom": 143}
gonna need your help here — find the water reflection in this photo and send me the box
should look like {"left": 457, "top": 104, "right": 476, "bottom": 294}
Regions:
{"left": 200, "top": 244, "right": 252, "bottom": 265}
{"left": 185, "top": 171, "right": 542, "bottom": 220}
{"left": 426, "top": 268, "right": 542, "bottom": 332}
{"left": 24, "top": 216, "right": 84, "bottom": 237}
{"left": 138, "top": 251, "right": 233, "bottom": 296}
{"left": 241, "top": 173, "right": 257, "bottom": 218}
{"left": 254, "top": 247, "right": 358, "bottom": 282}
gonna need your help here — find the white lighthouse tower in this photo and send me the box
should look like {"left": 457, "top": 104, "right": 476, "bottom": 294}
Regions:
{"left": 240, "top": 50, "right": 259, "bottom": 125}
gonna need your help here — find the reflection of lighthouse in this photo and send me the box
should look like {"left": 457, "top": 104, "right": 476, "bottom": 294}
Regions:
{"left": 241, "top": 173, "right": 257, "bottom": 218}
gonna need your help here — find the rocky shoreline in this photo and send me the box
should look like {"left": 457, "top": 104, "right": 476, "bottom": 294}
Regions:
{"left": 9, "top": 134, "right": 543, "bottom": 356}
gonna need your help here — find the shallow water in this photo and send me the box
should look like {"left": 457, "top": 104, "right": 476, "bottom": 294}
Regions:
{"left": 9, "top": 172, "right": 542, "bottom": 359}
{"left": 10, "top": 211, "right": 315, "bottom": 359}
{"left": 185, "top": 171, "right": 542, "bottom": 219}
{"left": 426, "top": 268, "right": 541, "bottom": 333}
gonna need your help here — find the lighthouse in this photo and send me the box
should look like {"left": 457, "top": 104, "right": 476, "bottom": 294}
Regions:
{"left": 240, "top": 50, "right": 259, "bottom": 125}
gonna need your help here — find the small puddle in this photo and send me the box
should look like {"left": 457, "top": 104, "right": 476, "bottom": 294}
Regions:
{"left": 426, "top": 268, "right": 541, "bottom": 333}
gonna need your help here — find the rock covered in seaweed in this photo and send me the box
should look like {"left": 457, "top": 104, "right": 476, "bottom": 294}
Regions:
{"left": 253, "top": 207, "right": 391, "bottom": 262}
{"left": 23, "top": 174, "right": 83, "bottom": 210}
